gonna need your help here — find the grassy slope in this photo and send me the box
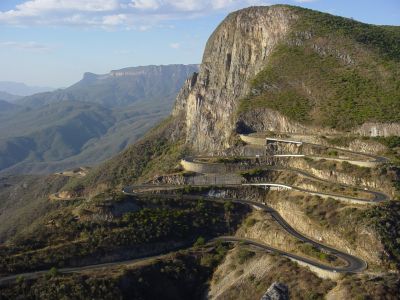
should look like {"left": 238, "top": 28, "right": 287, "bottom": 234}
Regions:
{"left": 0, "top": 175, "right": 69, "bottom": 243}
{"left": 238, "top": 6, "right": 400, "bottom": 130}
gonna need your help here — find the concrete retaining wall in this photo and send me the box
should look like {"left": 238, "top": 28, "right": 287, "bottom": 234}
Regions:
{"left": 242, "top": 145, "right": 265, "bottom": 157}
{"left": 181, "top": 159, "right": 224, "bottom": 173}
{"left": 239, "top": 134, "right": 266, "bottom": 146}
{"left": 181, "top": 159, "right": 265, "bottom": 174}
{"left": 185, "top": 174, "right": 243, "bottom": 185}
{"left": 293, "top": 259, "right": 341, "bottom": 280}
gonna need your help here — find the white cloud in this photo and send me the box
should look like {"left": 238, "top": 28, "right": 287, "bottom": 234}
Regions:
{"left": 2, "top": 0, "right": 118, "bottom": 18}
{"left": 130, "top": 0, "right": 161, "bottom": 10}
{"left": 102, "top": 14, "right": 127, "bottom": 25}
{"left": 169, "top": 42, "right": 181, "bottom": 49}
{"left": 169, "top": 0, "right": 204, "bottom": 11}
{"left": 0, "top": 0, "right": 272, "bottom": 29}
{"left": 138, "top": 24, "right": 152, "bottom": 31}
{"left": 0, "top": 41, "right": 52, "bottom": 52}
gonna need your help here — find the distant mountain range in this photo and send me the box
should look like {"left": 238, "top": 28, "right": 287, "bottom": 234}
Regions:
{"left": 17, "top": 64, "right": 199, "bottom": 108}
{"left": 0, "top": 91, "right": 22, "bottom": 102}
{"left": 0, "top": 81, "right": 54, "bottom": 97}
{"left": 0, "top": 64, "right": 199, "bottom": 174}
{"left": 0, "top": 100, "right": 18, "bottom": 111}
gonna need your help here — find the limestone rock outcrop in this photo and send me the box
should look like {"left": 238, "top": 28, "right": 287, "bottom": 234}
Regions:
{"left": 173, "top": 6, "right": 297, "bottom": 152}
{"left": 356, "top": 122, "right": 400, "bottom": 137}
{"left": 172, "top": 5, "right": 400, "bottom": 153}
{"left": 260, "top": 282, "right": 289, "bottom": 300}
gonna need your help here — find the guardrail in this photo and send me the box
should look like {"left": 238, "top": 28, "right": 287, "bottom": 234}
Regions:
{"left": 242, "top": 183, "right": 292, "bottom": 190}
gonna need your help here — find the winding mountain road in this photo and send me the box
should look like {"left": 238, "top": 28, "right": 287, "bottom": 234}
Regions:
{"left": 0, "top": 252, "right": 183, "bottom": 287}
{"left": 121, "top": 133, "right": 390, "bottom": 273}
{"left": 170, "top": 134, "right": 389, "bottom": 273}
{"left": 1, "top": 133, "right": 390, "bottom": 285}
{"left": 240, "top": 133, "right": 389, "bottom": 164}
{"left": 180, "top": 158, "right": 389, "bottom": 204}
{"left": 122, "top": 187, "right": 367, "bottom": 274}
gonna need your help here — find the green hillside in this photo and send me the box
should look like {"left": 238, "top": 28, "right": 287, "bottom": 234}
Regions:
{"left": 1, "top": 6, "right": 400, "bottom": 299}
{"left": 0, "top": 65, "right": 198, "bottom": 174}
{"left": 239, "top": 6, "right": 400, "bottom": 129}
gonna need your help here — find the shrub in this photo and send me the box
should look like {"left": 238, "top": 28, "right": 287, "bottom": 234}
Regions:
{"left": 237, "top": 248, "right": 255, "bottom": 264}
{"left": 245, "top": 218, "right": 257, "bottom": 227}
{"left": 194, "top": 236, "right": 206, "bottom": 247}
{"left": 46, "top": 267, "right": 59, "bottom": 279}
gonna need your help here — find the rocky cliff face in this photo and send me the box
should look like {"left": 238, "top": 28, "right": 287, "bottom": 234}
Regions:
{"left": 173, "top": 5, "right": 400, "bottom": 153}
{"left": 173, "top": 6, "right": 297, "bottom": 152}
{"left": 261, "top": 282, "right": 289, "bottom": 300}
{"left": 356, "top": 122, "right": 400, "bottom": 137}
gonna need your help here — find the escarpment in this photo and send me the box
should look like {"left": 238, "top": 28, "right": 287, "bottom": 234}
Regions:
{"left": 173, "top": 5, "right": 400, "bottom": 153}
{"left": 173, "top": 6, "right": 297, "bottom": 152}
{"left": 2, "top": 6, "right": 400, "bottom": 299}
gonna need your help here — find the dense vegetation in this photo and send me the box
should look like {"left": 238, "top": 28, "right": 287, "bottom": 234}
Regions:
{"left": 0, "top": 195, "right": 247, "bottom": 275}
{"left": 238, "top": 6, "right": 400, "bottom": 129}
{"left": 364, "top": 201, "right": 400, "bottom": 268}
{"left": 291, "top": 5, "right": 400, "bottom": 61}
{"left": 0, "top": 246, "right": 227, "bottom": 300}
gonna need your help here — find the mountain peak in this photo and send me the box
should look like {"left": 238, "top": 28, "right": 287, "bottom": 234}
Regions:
{"left": 173, "top": 5, "right": 400, "bottom": 152}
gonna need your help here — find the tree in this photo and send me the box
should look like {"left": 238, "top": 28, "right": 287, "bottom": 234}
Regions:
{"left": 16, "top": 275, "right": 25, "bottom": 284}
{"left": 46, "top": 267, "right": 59, "bottom": 279}
{"left": 224, "top": 201, "right": 234, "bottom": 231}
{"left": 194, "top": 236, "right": 206, "bottom": 247}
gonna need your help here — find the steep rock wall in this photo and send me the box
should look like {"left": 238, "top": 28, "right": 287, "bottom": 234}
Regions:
{"left": 356, "top": 122, "right": 400, "bottom": 137}
{"left": 172, "top": 6, "right": 399, "bottom": 155}
{"left": 173, "top": 6, "right": 297, "bottom": 152}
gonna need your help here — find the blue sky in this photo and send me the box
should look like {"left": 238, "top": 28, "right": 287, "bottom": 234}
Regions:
{"left": 0, "top": 0, "right": 399, "bottom": 88}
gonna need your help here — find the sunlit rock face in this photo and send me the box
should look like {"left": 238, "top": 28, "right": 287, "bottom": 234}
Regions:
{"left": 173, "top": 6, "right": 297, "bottom": 153}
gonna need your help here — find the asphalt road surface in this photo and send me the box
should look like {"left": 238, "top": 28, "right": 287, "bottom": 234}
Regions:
{"left": 2, "top": 132, "right": 387, "bottom": 285}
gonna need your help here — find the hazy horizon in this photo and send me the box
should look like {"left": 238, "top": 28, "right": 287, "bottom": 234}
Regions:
{"left": 1, "top": 0, "right": 399, "bottom": 88}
